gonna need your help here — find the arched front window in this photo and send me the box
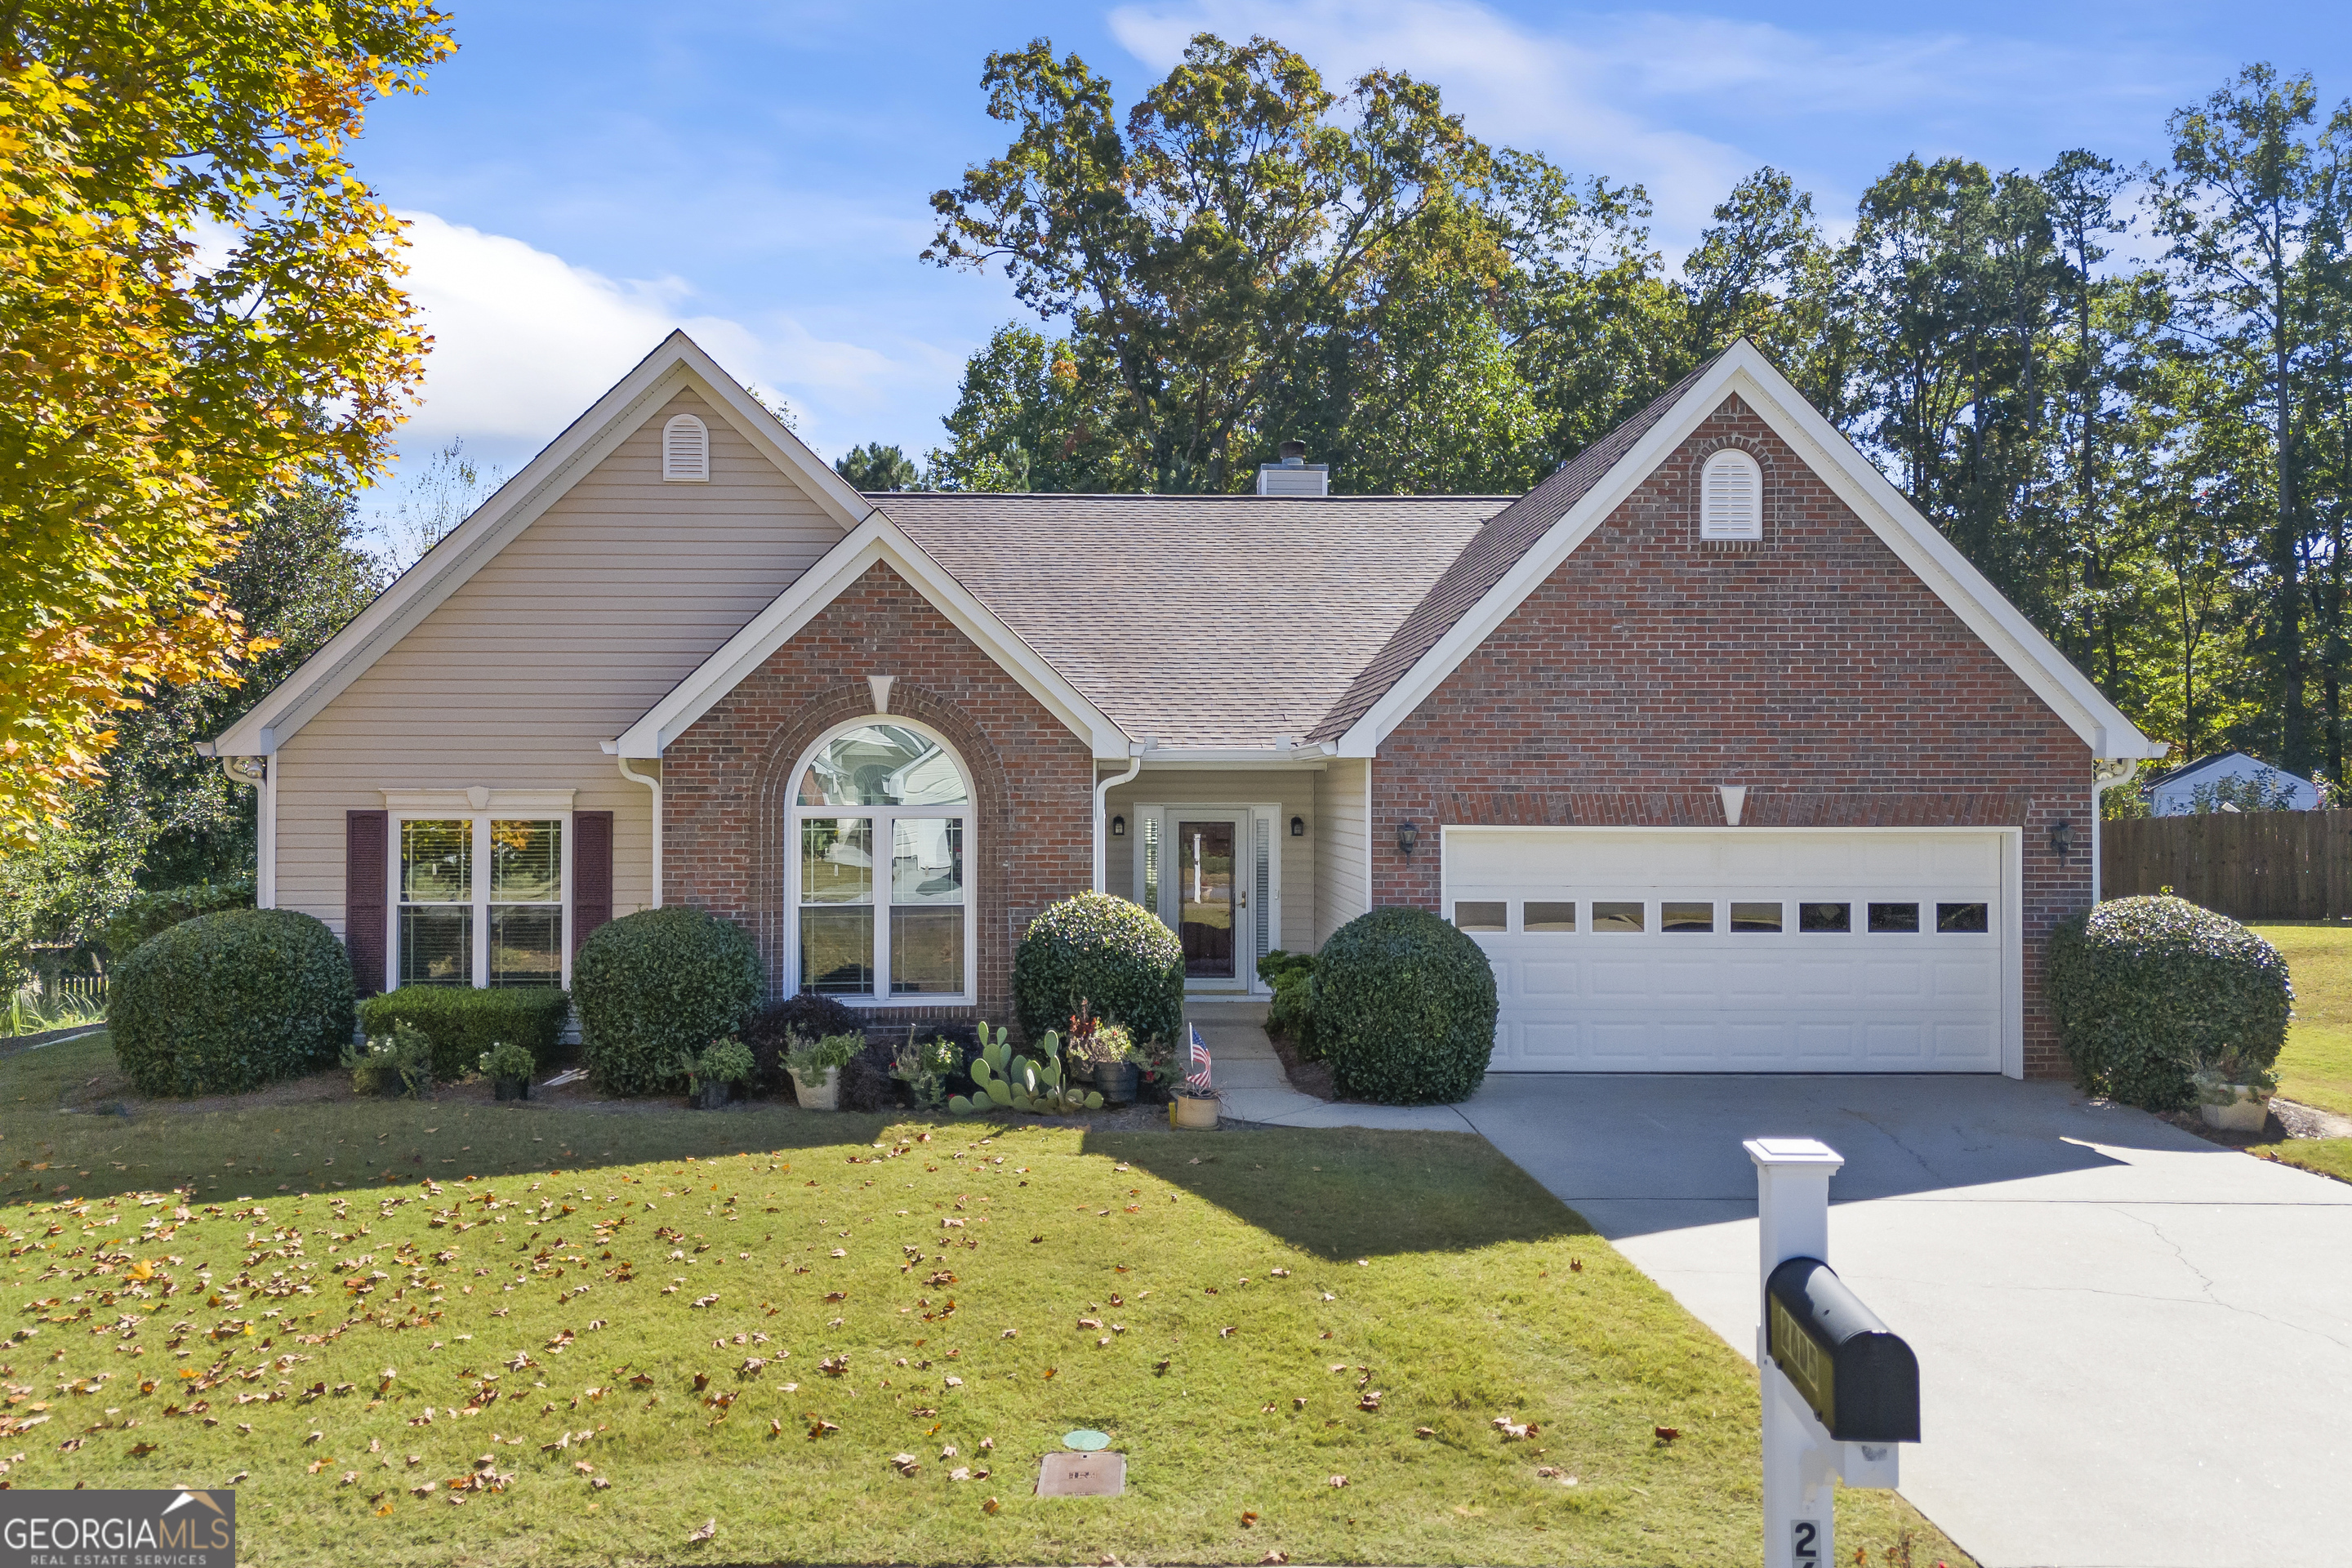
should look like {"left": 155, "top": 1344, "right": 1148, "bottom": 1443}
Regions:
{"left": 791, "top": 720, "right": 971, "bottom": 1000}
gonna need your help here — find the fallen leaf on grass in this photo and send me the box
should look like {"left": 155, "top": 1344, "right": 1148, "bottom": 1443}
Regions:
{"left": 1654, "top": 1426, "right": 1680, "bottom": 1444}
{"left": 1327, "top": 1474, "right": 1348, "bottom": 1488}
{"left": 1414, "top": 1426, "right": 1434, "bottom": 1439}
{"left": 686, "top": 1518, "right": 716, "bottom": 1543}
{"left": 1261, "top": 1554, "right": 1288, "bottom": 1565}
{"left": 889, "top": 1452, "right": 920, "bottom": 1477}
{"left": 1240, "top": 1511, "right": 1258, "bottom": 1526}
{"left": 982, "top": 1497, "right": 1000, "bottom": 1514}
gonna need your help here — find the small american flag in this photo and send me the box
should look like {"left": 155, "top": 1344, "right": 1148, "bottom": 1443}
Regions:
{"left": 1186, "top": 1024, "right": 1212, "bottom": 1094}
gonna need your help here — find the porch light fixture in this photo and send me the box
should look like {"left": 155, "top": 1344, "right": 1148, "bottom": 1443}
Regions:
{"left": 1290, "top": 815, "right": 1305, "bottom": 838}
{"left": 2049, "top": 820, "right": 2074, "bottom": 860}
{"left": 1397, "top": 820, "right": 1419, "bottom": 858}
{"left": 1111, "top": 814, "right": 1126, "bottom": 838}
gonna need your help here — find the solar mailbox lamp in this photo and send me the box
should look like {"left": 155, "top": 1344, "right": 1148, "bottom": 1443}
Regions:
{"left": 1746, "top": 1138, "right": 1919, "bottom": 1568}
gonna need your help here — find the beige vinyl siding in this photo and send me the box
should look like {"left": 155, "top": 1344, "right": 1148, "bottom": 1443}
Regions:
{"left": 1312, "top": 757, "right": 1369, "bottom": 947}
{"left": 1102, "top": 769, "right": 1318, "bottom": 955}
{"left": 274, "top": 387, "right": 847, "bottom": 937}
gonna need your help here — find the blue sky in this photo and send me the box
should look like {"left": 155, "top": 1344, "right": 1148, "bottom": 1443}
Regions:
{"left": 354, "top": 0, "right": 2349, "bottom": 513}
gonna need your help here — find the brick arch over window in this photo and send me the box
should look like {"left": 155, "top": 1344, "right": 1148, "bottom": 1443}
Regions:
{"left": 659, "top": 559, "right": 1098, "bottom": 1025}
{"left": 741, "top": 680, "right": 1013, "bottom": 1018}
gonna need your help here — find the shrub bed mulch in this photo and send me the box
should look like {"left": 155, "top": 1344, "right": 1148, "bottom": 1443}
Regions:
{"left": 2154, "top": 1095, "right": 2352, "bottom": 1187}
{"left": 1267, "top": 1028, "right": 1338, "bottom": 1102}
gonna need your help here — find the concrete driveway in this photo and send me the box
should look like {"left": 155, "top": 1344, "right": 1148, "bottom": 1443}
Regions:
{"left": 1241, "top": 1071, "right": 2352, "bottom": 1567}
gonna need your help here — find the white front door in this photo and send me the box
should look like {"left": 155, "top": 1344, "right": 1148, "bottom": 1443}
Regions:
{"left": 1133, "top": 806, "right": 1278, "bottom": 993}
{"left": 1443, "top": 826, "right": 2015, "bottom": 1073}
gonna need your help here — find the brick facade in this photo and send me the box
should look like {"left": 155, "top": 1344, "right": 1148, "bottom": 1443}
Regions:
{"left": 1370, "top": 395, "right": 2094, "bottom": 1077}
{"left": 661, "top": 562, "right": 1096, "bottom": 1023}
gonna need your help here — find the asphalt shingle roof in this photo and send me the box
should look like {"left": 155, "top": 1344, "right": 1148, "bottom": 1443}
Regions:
{"left": 875, "top": 492, "right": 1511, "bottom": 748}
{"left": 1306, "top": 356, "right": 1720, "bottom": 741}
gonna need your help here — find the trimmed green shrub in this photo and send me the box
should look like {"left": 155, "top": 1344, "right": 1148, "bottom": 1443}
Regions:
{"left": 1258, "top": 949, "right": 1320, "bottom": 1059}
{"left": 743, "top": 991, "right": 863, "bottom": 1092}
{"left": 110, "top": 908, "right": 354, "bottom": 1097}
{"left": 102, "top": 877, "right": 255, "bottom": 962}
{"left": 1316, "top": 907, "right": 1499, "bottom": 1104}
{"left": 357, "top": 986, "right": 571, "bottom": 1081}
{"left": 1014, "top": 893, "right": 1183, "bottom": 1046}
{"left": 2047, "top": 895, "right": 2292, "bottom": 1110}
{"left": 572, "top": 907, "right": 762, "bottom": 1096}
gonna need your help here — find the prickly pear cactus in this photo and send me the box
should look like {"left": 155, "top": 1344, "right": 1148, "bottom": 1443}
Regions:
{"left": 948, "top": 1023, "right": 1104, "bottom": 1116}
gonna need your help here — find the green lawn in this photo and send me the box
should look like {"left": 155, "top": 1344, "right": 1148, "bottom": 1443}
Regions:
{"left": 2248, "top": 921, "right": 2352, "bottom": 1119}
{"left": 0, "top": 1032, "right": 1971, "bottom": 1566}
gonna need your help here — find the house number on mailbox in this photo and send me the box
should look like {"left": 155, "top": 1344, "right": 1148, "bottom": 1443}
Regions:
{"left": 1791, "top": 1520, "right": 1820, "bottom": 1566}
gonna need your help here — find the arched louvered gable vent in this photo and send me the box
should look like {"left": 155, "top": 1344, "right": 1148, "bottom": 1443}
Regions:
{"left": 1700, "top": 448, "right": 1762, "bottom": 540}
{"left": 662, "top": 412, "right": 710, "bottom": 482}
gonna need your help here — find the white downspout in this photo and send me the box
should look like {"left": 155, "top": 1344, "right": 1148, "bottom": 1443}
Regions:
{"left": 617, "top": 755, "right": 663, "bottom": 910}
{"left": 1092, "top": 744, "right": 1145, "bottom": 893}
{"left": 2089, "top": 758, "right": 2141, "bottom": 906}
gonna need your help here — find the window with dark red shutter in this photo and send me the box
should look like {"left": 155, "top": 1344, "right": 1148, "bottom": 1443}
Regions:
{"left": 345, "top": 809, "right": 389, "bottom": 996}
{"left": 573, "top": 809, "right": 613, "bottom": 957}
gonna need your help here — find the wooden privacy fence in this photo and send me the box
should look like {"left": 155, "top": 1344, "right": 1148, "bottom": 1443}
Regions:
{"left": 2102, "top": 810, "right": 2352, "bottom": 920}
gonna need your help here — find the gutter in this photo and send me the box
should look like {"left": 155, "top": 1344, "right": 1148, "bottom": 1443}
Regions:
{"left": 2089, "top": 757, "right": 2146, "bottom": 906}
{"left": 1092, "top": 743, "right": 1146, "bottom": 892}
{"left": 605, "top": 742, "right": 662, "bottom": 909}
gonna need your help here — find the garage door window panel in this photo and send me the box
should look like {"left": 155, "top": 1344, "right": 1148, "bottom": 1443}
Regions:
{"left": 1592, "top": 901, "right": 1645, "bottom": 933}
{"left": 1454, "top": 901, "right": 1507, "bottom": 932}
{"left": 1524, "top": 901, "right": 1577, "bottom": 932}
{"left": 1869, "top": 902, "right": 1922, "bottom": 933}
{"left": 1731, "top": 901, "right": 1783, "bottom": 932}
{"left": 1799, "top": 902, "right": 1851, "bottom": 933}
{"left": 1937, "top": 902, "right": 1990, "bottom": 933}
{"left": 1662, "top": 901, "right": 1714, "bottom": 933}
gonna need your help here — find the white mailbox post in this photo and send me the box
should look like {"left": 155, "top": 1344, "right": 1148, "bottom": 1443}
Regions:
{"left": 1747, "top": 1138, "right": 1918, "bottom": 1568}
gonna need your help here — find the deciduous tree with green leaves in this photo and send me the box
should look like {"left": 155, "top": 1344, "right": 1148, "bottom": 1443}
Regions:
{"left": 0, "top": 0, "right": 451, "bottom": 851}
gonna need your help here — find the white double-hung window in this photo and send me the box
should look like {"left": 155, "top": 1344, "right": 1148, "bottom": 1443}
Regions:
{"left": 391, "top": 810, "right": 569, "bottom": 988}
{"left": 790, "top": 721, "right": 972, "bottom": 1002}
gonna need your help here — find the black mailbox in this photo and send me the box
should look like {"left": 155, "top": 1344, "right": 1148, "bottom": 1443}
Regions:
{"left": 1765, "top": 1257, "right": 1919, "bottom": 1443}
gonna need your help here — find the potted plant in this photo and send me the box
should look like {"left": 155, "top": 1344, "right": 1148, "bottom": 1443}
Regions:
{"left": 1082, "top": 1022, "right": 1141, "bottom": 1106}
{"left": 2193, "top": 1057, "right": 2278, "bottom": 1133}
{"left": 679, "top": 1036, "right": 757, "bottom": 1109}
{"left": 890, "top": 1029, "right": 962, "bottom": 1112}
{"left": 342, "top": 1022, "right": 434, "bottom": 1099}
{"left": 1169, "top": 1082, "right": 1219, "bottom": 1129}
{"left": 478, "top": 1038, "right": 537, "bottom": 1102}
{"left": 785, "top": 1030, "right": 862, "bottom": 1111}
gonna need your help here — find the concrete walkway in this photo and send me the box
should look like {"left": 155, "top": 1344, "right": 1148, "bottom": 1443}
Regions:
{"left": 1200, "top": 1009, "right": 2352, "bottom": 1567}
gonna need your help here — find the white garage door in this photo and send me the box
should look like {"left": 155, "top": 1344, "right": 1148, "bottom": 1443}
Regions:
{"left": 1445, "top": 827, "right": 2012, "bottom": 1072}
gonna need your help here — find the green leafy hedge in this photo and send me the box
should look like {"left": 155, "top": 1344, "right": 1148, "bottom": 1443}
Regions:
{"left": 2047, "top": 895, "right": 2292, "bottom": 1110}
{"left": 1258, "top": 949, "right": 1321, "bottom": 1059}
{"left": 572, "top": 907, "right": 763, "bottom": 1096}
{"left": 102, "top": 877, "right": 256, "bottom": 962}
{"left": 1013, "top": 893, "right": 1183, "bottom": 1046}
{"left": 110, "top": 908, "right": 354, "bottom": 1097}
{"left": 1315, "top": 907, "right": 1498, "bottom": 1104}
{"left": 357, "top": 986, "right": 572, "bottom": 1082}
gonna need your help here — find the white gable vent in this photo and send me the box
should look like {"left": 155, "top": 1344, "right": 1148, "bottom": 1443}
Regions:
{"left": 1257, "top": 439, "right": 1329, "bottom": 497}
{"left": 662, "top": 412, "right": 710, "bottom": 482}
{"left": 1700, "top": 448, "right": 1762, "bottom": 540}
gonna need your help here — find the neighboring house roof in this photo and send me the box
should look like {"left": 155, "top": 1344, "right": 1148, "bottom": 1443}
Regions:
{"left": 1312, "top": 355, "right": 1717, "bottom": 742}
{"left": 2143, "top": 751, "right": 2309, "bottom": 791}
{"left": 879, "top": 492, "right": 1507, "bottom": 749}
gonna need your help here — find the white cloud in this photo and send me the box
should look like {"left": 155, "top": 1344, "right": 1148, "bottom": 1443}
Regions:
{"left": 380, "top": 212, "right": 963, "bottom": 496}
{"left": 1104, "top": 1, "right": 2166, "bottom": 256}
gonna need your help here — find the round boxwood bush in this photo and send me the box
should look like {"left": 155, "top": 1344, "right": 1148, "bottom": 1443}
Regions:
{"left": 1316, "top": 906, "right": 1499, "bottom": 1104}
{"left": 2047, "top": 895, "right": 2291, "bottom": 1110}
{"left": 1014, "top": 893, "right": 1183, "bottom": 1046}
{"left": 573, "top": 907, "right": 763, "bottom": 1095}
{"left": 110, "top": 908, "right": 354, "bottom": 1097}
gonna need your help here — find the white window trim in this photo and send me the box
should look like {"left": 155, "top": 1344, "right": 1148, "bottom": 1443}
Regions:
{"left": 1699, "top": 448, "right": 1763, "bottom": 540}
{"left": 662, "top": 412, "right": 710, "bottom": 482}
{"left": 386, "top": 810, "right": 575, "bottom": 991}
{"left": 783, "top": 716, "right": 978, "bottom": 1009}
